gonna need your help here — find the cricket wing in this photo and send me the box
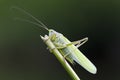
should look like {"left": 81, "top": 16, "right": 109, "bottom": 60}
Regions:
{"left": 72, "top": 49, "right": 97, "bottom": 74}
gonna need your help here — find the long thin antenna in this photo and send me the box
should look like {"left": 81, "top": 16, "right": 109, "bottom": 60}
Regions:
{"left": 14, "top": 17, "right": 49, "bottom": 31}
{"left": 11, "top": 6, "right": 49, "bottom": 31}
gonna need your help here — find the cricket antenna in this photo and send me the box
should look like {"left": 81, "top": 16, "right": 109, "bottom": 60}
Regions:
{"left": 14, "top": 17, "right": 49, "bottom": 31}
{"left": 10, "top": 6, "right": 49, "bottom": 31}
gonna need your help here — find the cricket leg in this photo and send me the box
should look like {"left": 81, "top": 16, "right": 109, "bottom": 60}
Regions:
{"left": 53, "top": 37, "right": 88, "bottom": 56}
{"left": 74, "top": 37, "right": 88, "bottom": 48}
{"left": 59, "top": 37, "right": 88, "bottom": 48}
{"left": 54, "top": 37, "right": 88, "bottom": 49}
{"left": 63, "top": 53, "right": 71, "bottom": 58}
{"left": 62, "top": 37, "right": 88, "bottom": 57}
{"left": 61, "top": 37, "right": 88, "bottom": 58}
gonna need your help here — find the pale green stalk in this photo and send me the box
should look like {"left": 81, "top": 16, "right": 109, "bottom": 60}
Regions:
{"left": 41, "top": 35, "right": 80, "bottom": 80}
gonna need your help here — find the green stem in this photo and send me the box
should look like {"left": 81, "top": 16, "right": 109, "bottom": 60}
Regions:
{"left": 41, "top": 35, "right": 80, "bottom": 80}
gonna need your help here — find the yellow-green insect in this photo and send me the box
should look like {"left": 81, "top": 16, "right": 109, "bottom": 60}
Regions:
{"left": 12, "top": 7, "right": 97, "bottom": 74}
{"left": 43, "top": 29, "right": 97, "bottom": 74}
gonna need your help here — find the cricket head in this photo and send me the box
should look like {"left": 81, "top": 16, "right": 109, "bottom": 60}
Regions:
{"left": 49, "top": 29, "right": 57, "bottom": 36}
{"left": 48, "top": 29, "right": 62, "bottom": 41}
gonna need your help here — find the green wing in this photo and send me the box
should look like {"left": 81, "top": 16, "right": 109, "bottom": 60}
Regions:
{"left": 71, "top": 46, "right": 97, "bottom": 74}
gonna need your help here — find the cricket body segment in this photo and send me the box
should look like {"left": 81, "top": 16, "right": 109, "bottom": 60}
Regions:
{"left": 48, "top": 29, "right": 97, "bottom": 74}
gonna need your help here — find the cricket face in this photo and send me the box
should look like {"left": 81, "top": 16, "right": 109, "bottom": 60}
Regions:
{"left": 49, "top": 29, "right": 62, "bottom": 41}
{"left": 49, "top": 29, "right": 59, "bottom": 36}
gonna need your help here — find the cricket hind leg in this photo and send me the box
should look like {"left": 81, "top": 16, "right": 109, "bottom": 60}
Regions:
{"left": 55, "top": 37, "right": 88, "bottom": 49}
{"left": 73, "top": 37, "right": 88, "bottom": 48}
{"left": 52, "top": 37, "right": 88, "bottom": 58}
{"left": 59, "top": 37, "right": 88, "bottom": 59}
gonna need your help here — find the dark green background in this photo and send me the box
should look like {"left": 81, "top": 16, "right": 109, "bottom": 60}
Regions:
{"left": 0, "top": 0, "right": 120, "bottom": 80}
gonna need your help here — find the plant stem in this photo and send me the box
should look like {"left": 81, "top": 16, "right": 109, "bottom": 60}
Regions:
{"left": 41, "top": 35, "right": 80, "bottom": 80}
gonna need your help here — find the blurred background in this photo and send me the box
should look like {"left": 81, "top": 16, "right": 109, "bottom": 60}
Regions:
{"left": 0, "top": 0, "right": 120, "bottom": 80}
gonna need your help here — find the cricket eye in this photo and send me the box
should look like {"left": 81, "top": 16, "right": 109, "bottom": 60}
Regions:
{"left": 50, "top": 30, "right": 55, "bottom": 33}
{"left": 50, "top": 31, "right": 53, "bottom": 33}
{"left": 49, "top": 29, "right": 55, "bottom": 35}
